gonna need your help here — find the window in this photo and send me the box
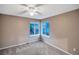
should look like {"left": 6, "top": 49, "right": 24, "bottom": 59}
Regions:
{"left": 30, "top": 21, "right": 50, "bottom": 37}
{"left": 41, "top": 21, "right": 50, "bottom": 37}
{"left": 30, "top": 22, "right": 40, "bottom": 36}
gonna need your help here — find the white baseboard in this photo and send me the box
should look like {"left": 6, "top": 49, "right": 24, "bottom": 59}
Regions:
{"left": 44, "top": 40, "right": 72, "bottom": 55}
{"left": 0, "top": 42, "right": 27, "bottom": 50}
{"left": 0, "top": 40, "right": 38, "bottom": 50}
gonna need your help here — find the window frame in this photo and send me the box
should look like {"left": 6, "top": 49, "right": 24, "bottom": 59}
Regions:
{"left": 29, "top": 22, "right": 40, "bottom": 36}
{"left": 41, "top": 21, "right": 50, "bottom": 38}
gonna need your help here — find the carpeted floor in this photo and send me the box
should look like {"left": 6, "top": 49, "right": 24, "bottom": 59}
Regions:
{"left": 0, "top": 41, "right": 68, "bottom": 55}
{"left": 15, "top": 41, "right": 68, "bottom": 55}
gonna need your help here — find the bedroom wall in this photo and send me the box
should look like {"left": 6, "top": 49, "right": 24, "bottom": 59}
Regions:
{"left": 0, "top": 14, "right": 40, "bottom": 49}
{"left": 0, "top": 15, "right": 2, "bottom": 48}
{"left": 42, "top": 9, "right": 79, "bottom": 54}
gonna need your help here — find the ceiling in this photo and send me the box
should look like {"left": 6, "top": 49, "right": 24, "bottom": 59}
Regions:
{"left": 0, "top": 4, "right": 79, "bottom": 19}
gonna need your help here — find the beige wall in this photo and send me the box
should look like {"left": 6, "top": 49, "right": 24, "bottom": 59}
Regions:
{"left": 0, "top": 14, "right": 40, "bottom": 49}
{"left": 42, "top": 9, "right": 79, "bottom": 54}
{"left": 0, "top": 15, "right": 2, "bottom": 47}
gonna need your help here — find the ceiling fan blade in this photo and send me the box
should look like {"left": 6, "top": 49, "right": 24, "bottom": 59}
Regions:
{"left": 36, "top": 11, "right": 42, "bottom": 15}
{"left": 35, "top": 4, "right": 43, "bottom": 7}
{"left": 21, "top": 4, "right": 28, "bottom": 7}
{"left": 21, "top": 4, "right": 43, "bottom": 7}
{"left": 18, "top": 10, "right": 27, "bottom": 14}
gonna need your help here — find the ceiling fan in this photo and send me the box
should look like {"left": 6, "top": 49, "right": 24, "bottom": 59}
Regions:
{"left": 18, "top": 4, "right": 43, "bottom": 16}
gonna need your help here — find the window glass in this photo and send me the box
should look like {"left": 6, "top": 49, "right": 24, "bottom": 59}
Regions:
{"left": 30, "top": 23, "right": 34, "bottom": 35}
{"left": 42, "top": 21, "right": 50, "bottom": 36}
{"left": 35, "top": 24, "right": 39, "bottom": 34}
{"left": 30, "top": 22, "right": 39, "bottom": 36}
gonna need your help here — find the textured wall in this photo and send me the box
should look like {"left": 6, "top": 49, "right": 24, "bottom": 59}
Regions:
{"left": 0, "top": 14, "right": 40, "bottom": 49}
{"left": 42, "top": 9, "right": 79, "bottom": 54}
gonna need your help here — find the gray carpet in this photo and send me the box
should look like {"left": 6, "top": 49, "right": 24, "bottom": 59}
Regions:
{"left": 0, "top": 41, "right": 68, "bottom": 55}
{"left": 16, "top": 41, "right": 68, "bottom": 55}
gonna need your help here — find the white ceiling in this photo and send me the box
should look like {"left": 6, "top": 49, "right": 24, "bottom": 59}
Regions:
{"left": 0, "top": 4, "right": 79, "bottom": 19}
